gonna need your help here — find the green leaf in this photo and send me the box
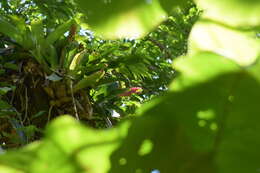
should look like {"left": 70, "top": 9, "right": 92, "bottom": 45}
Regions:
{"left": 73, "top": 70, "right": 105, "bottom": 92}
{"left": 0, "top": 165, "right": 22, "bottom": 173}
{"left": 0, "top": 142, "right": 41, "bottom": 172}
{"left": 188, "top": 20, "right": 260, "bottom": 66}
{"left": 0, "top": 100, "right": 12, "bottom": 110}
{"left": 42, "top": 116, "right": 129, "bottom": 173}
{"left": 31, "top": 19, "right": 45, "bottom": 45}
{"left": 45, "top": 19, "right": 75, "bottom": 45}
{"left": 0, "top": 69, "right": 5, "bottom": 76}
{"left": 31, "top": 111, "right": 47, "bottom": 120}
{"left": 63, "top": 44, "right": 78, "bottom": 69}
{"left": 0, "top": 87, "right": 12, "bottom": 95}
{"left": 3, "top": 63, "right": 19, "bottom": 71}
{"left": 43, "top": 45, "right": 59, "bottom": 68}
{"left": 74, "top": 0, "right": 169, "bottom": 38}
{"left": 30, "top": 46, "right": 45, "bottom": 65}
{"left": 0, "top": 17, "right": 22, "bottom": 44}
{"left": 9, "top": 15, "right": 26, "bottom": 34}
{"left": 69, "top": 50, "right": 89, "bottom": 71}
{"left": 194, "top": 0, "right": 260, "bottom": 27}
{"left": 169, "top": 52, "right": 240, "bottom": 91}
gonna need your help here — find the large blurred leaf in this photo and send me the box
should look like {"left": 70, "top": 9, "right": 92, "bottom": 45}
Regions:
{"left": 188, "top": 20, "right": 260, "bottom": 66}
{"left": 109, "top": 52, "right": 260, "bottom": 173}
{"left": 0, "top": 116, "right": 130, "bottom": 173}
{"left": 194, "top": 0, "right": 260, "bottom": 27}
{"left": 0, "top": 142, "right": 40, "bottom": 172}
{"left": 169, "top": 52, "right": 240, "bottom": 91}
{"left": 74, "top": 0, "right": 172, "bottom": 38}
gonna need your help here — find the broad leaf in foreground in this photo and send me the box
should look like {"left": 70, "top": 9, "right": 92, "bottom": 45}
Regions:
{"left": 0, "top": 116, "right": 130, "bottom": 173}
{"left": 188, "top": 20, "right": 260, "bottom": 66}
{"left": 109, "top": 52, "right": 260, "bottom": 173}
{"left": 194, "top": 0, "right": 260, "bottom": 27}
{"left": 74, "top": 0, "right": 169, "bottom": 38}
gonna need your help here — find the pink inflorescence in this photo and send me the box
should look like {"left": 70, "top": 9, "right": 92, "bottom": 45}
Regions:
{"left": 118, "top": 87, "right": 143, "bottom": 96}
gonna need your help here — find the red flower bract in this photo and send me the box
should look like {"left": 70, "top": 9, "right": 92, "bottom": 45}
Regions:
{"left": 118, "top": 87, "right": 143, "bottom": 96}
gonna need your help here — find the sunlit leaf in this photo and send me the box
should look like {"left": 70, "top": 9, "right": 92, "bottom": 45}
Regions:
{"left": 170, "top": 52, "right": 240, "bottom": 91}
{"left": 44, "top": 116, "right": 129, "bottom": 173}
{"left": 0, "top": 142, "right": 41, "bottom": 172}
{"left": 74, "top": 0, "right": 170, "bottom": 38}
{"left": 194, "top": 0, "right": 260, "bottom": 27}
{"left": 0, "top": 116, "right": 130, "bottom": 173}
{"left": 0, "top": 87, "right": 12, "bottom": 95}
{"left": 188, "top": 20, "right": 260, "bottom": 66}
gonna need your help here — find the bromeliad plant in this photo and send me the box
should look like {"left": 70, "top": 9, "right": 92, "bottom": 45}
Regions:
{"left": 0, "top": 15, "right": 140, "bottom": 146}
{"left": 0, "top": 16, "right": 94, "bottom": 145}
{"left": 0, "top": 16, "right": 112, "bottom": 122}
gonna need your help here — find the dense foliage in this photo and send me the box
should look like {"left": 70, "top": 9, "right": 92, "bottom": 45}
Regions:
{"left": 0, "top": 0, "right": 198, "bottom": 147}
{"left": 0, "top": 0, "right": 259, "bottom": 173}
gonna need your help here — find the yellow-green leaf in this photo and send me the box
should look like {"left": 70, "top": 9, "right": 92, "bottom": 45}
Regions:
{"left": 188, "top": 20, "right": 260, "bottom": 66}
{"left": 195, "top": 0, "right": 260, "bottom": 27}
